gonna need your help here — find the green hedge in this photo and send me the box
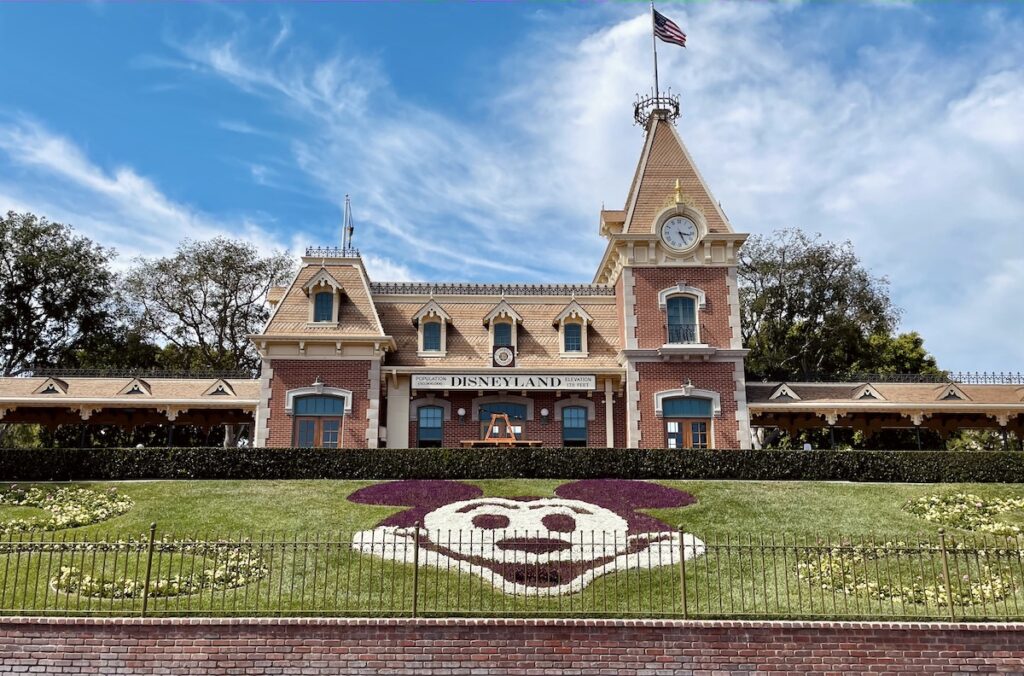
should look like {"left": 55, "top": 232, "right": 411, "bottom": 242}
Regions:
{"left": 0, "top": 447, "right": 1022, "bottom": 482}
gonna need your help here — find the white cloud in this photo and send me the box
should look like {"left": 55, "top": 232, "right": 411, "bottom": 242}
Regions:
{"left": 3, "top": 4, "right": 1021, "bottom": 370}
{"left": 0, "top": 118, "right": 288, "bottom": 264}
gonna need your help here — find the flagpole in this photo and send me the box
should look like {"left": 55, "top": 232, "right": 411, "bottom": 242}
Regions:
{"left": 651, "top": 1, "right": 660, "bottom": 97}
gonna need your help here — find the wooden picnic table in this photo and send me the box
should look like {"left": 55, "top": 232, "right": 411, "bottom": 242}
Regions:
{"left": 459, "top": 439, "right": 544, "bottom": 447}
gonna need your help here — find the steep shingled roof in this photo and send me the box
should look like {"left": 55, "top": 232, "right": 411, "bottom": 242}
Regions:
{"left": 623, "top": 114, "right": 733, "bottom": 235}
{"left": 262, "top": 262, "right": 386, "bottom": 338}
{"left": 376, "top": 297, "right": 621, "bottom": 368}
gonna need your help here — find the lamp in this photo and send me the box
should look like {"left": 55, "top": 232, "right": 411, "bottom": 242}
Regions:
{"left": 457, "top": 407, "right": 466, "bottom": 423}
{"left": 540, "top": 407, "right": 550, "bottom": 425}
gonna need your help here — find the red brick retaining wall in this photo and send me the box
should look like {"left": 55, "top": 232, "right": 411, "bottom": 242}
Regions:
{"left": 2, "top": 617, "right": 1023, "bottom": 675}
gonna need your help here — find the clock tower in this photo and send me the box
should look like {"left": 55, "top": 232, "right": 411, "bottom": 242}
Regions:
{"left": 594, "top": 98, "right": 751, "bottom": 449}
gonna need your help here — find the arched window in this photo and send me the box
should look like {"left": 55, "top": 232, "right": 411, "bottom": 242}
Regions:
{"left": 493, "top": 321, "right": 513, "bottom": 347}
{"left": 662, "top": 397, "right": 712, "bottom": 449}
{"left": 293, "top": 394, "right": 345, "bottom": 448}
{"left": 563, "top": 323, "right": 582, "bottom": 353}
{"left": 561, "top": 405, "right": 588, "bottom": 447}
{"left": 417, "top": 405, "right": 444, "bottom": 448}
{"left": 313, "top": 291, "right": 334, "bottom": 323}
{"left": 479, "top": 402, "right": 526, "bottom": 440}
{"left": 422, "top": 321, "right": 442, "bottom": 352}
{"left": 666, "top": 296, "right": 697, "bottom": 344}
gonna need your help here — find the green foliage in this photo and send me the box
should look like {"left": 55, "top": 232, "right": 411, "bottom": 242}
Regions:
{"left": 739, "top": 229, "right": 934, "bottom": 380}
{"left": 0, "top": 211, "right": 119, "bottom": 376}
{"left": 123, "top": 238, "right": 295, "bottom": 374}
{"left": 1, "top": 447, "right": 1023, "bottom": 483}
{"left": 852, "top": 331, "right": 941, "bottom": 375}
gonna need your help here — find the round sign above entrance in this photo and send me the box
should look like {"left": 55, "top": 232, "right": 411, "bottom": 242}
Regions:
{"left": 493, "top": 346, "right": 515, "bottom": 367}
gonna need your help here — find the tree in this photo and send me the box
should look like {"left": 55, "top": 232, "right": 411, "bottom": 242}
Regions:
{"left": 738, "top": 229, "right": 903, "bottom": 381}
{"left": 0, "top": 211, "right": 119, "bottom": 376}
{"left": 851, "top": 331, "right": 941, "bottom": 375}
{"left": 124, "top": 238, "right": 295, "bottom": 374}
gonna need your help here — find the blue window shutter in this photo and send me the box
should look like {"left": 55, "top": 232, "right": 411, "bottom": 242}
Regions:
{"left": 666, "top": 296, "right": 695, "bottom": 326}
{"left": 564, "top": 323, "right": 582, "bottom": 352}
{"left": 662, "top": 397, "right": 713, "bottom": 418}
{"left": 423, "top": 322, "right": 442, "bottom": 351}
{"left": 418, "top": 406, "right": 444, "bottom": 442}
{"left": 562, "top": 406, "right": 588, "bottom": 442}
{"left": 494, "top": 322, "right": 513, "bottom": 347}
{"left": 313, "top": 292, "right": 334, "bottom": 322}
{"left": 294, "top": 395, "right": 346, "bottom": 416}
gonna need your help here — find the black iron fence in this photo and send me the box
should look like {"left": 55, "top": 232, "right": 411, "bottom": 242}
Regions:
{"left": 2, "top": 526, "right": 1023, "bottom": 620}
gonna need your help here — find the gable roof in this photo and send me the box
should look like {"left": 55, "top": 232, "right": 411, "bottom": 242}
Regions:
{"left": 853, "top": 383, "right": 886, "bottom": 401}
{"left": 32, "top": 377, "right": 68, "bottom": 395}
{"left": 202, "top": 379, "right": 236, "bottom": 397}
{"left": 768, "top": 383, "right": 801, "bottom": 401}
{"left": 622, "top": 114, "right": 733, "bottom": 235}
{"left": 483, "top": 300, "right": 524, "bottom": 325}
{"left": 553, "top": 300, "right": 594, "bottom": 325}
{"left": 117, "top": 378, "right": 152, "bottom": 396}
{"left": 939, "top": 383, "right": 971, "bottom": 401}
{"left": 302, "top": 268, "right": 345, "bottom": 295}
{"left": 412, "top": 299, "right": 452, "bottom": 325}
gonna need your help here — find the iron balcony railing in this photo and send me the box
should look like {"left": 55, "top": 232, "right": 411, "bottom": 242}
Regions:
{"left": 2, "top": 526, "right": 1022, "bottom": 620}
{"left": 666, "top": 323, "right": 699, "bottom": 345}
{"left": 305, "top": 246, "right": 360, "bottom": 258}
{"left": 758, "top": 372, "right": 1024, "bottom": 385}
{"left": 16, "top": 368, "right": 253, "bottom": 380}
{"left": 370, "top": 282, "right": 616, "bottom": 297}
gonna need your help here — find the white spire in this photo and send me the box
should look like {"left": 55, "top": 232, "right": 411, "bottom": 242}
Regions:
{"left": 342, "top": 194, "right": 355, "bottom": 250}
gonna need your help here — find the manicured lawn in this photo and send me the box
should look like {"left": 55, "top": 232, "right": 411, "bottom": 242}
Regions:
{"left": 4, "top": 478, "right": 1024, "bottom": 536}
{"left": 2, "top": 479, "right": 1024, "bottom": 620}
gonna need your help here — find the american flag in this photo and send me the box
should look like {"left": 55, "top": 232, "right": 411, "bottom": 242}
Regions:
{"left": 653, "top": 9, "right": 687, "bottom": 48}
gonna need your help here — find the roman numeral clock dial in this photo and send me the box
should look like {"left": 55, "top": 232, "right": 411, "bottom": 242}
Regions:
{"left": 660, "top": 216, "right": 699, "bottom": 252}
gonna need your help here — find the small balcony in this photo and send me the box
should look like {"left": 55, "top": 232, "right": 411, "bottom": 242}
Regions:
{"left": 666, "top": 323, "right": 698, "bottom": 345}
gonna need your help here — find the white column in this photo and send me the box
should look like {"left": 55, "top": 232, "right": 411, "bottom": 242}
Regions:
{"left": 604, "top": 378, "right": 615, "bottom": 447}
{"left": 385, "top": 374, "right": 410, "bottom": 448}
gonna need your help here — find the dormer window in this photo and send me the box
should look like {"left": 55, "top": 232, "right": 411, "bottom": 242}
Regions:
{"left": 423, "top": 321, "right": 442, "bottom": 351}
{"left": 483, "top": 300, "right": 523, "bottom": 355}
{"left": 564, "top": 323, "right": 582, "bottom": 352}
{"left": 303, "top": 268, "right": 345, "bottom": 326}
{"left": 553, "top": 300, "right": 592, "bottom": 358}
{"left": 413, "top": 299, "right": 451, "bottom": 357}
{"left": 313, "top": 291, "right": 334, "bottom": 322}
{"left": 494, "top": 321, "right": 513, "bottom": 346}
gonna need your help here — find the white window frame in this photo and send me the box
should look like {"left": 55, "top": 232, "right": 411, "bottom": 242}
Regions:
{"left": 659, "top": 284, "right": 705, "bottom": 345}
{"left": 418, "top": 318, "right": 447, "bottom": 357}
{"left": 490, "top": 318, "right": 518, "bottom": 354}
{"left": 284, "top": 385, "right": 353, "bottom": 414}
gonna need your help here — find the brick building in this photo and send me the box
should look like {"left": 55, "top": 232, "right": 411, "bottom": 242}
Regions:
{"left": 2, "top": 104, "right": 1020, "bottom": 448}
{"left": 251, "top": 107, "right": 751, "bottom": 450}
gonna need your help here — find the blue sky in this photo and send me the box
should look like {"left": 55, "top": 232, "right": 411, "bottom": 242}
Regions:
{"left": 1, "top": 2, "right": 1022, "bottom": 371}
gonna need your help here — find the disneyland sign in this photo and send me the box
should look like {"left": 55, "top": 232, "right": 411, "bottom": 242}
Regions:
{"left": 411, "top": 374, "right": 596, "bottom": 391}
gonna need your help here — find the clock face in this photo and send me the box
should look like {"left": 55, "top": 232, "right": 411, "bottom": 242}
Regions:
{"left": 493, "top": 346, "right": 515, "bottom": 367}
{"left": 660, "top": 216, "right": 699, "bottom": 251}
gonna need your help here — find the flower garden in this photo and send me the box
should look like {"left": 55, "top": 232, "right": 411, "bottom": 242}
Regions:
{"left": 0, "top": 479, "right": 1023, "bottom": 618}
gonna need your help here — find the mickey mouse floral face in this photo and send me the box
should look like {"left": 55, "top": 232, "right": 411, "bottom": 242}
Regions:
{"left": 348, "top": 480, "right": 705, "bottom": 596}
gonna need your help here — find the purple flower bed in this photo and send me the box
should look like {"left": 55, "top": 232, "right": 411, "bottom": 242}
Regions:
{"left": 347, "top": 479, "right": 697, "bottom": 532}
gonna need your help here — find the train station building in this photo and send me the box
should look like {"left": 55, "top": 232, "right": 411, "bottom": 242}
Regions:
{"left": 1, "top": 100, "right": 1021, "bottom": 448}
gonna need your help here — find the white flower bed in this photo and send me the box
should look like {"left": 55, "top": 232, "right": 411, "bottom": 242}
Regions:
{"left": 0, "top": 485, "right": 133, "bottom": 535}
{"left": 904, "top": 493, "right": 1024, "bottom": 536}
{"left": 48, "top": 539, "right": 268, "bottom": 599}
{"left": 352, "top": 496, "right": 705, "bottom": 596}
{"left": 797, "top": 541, "right": 1022, "bottom": 607}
